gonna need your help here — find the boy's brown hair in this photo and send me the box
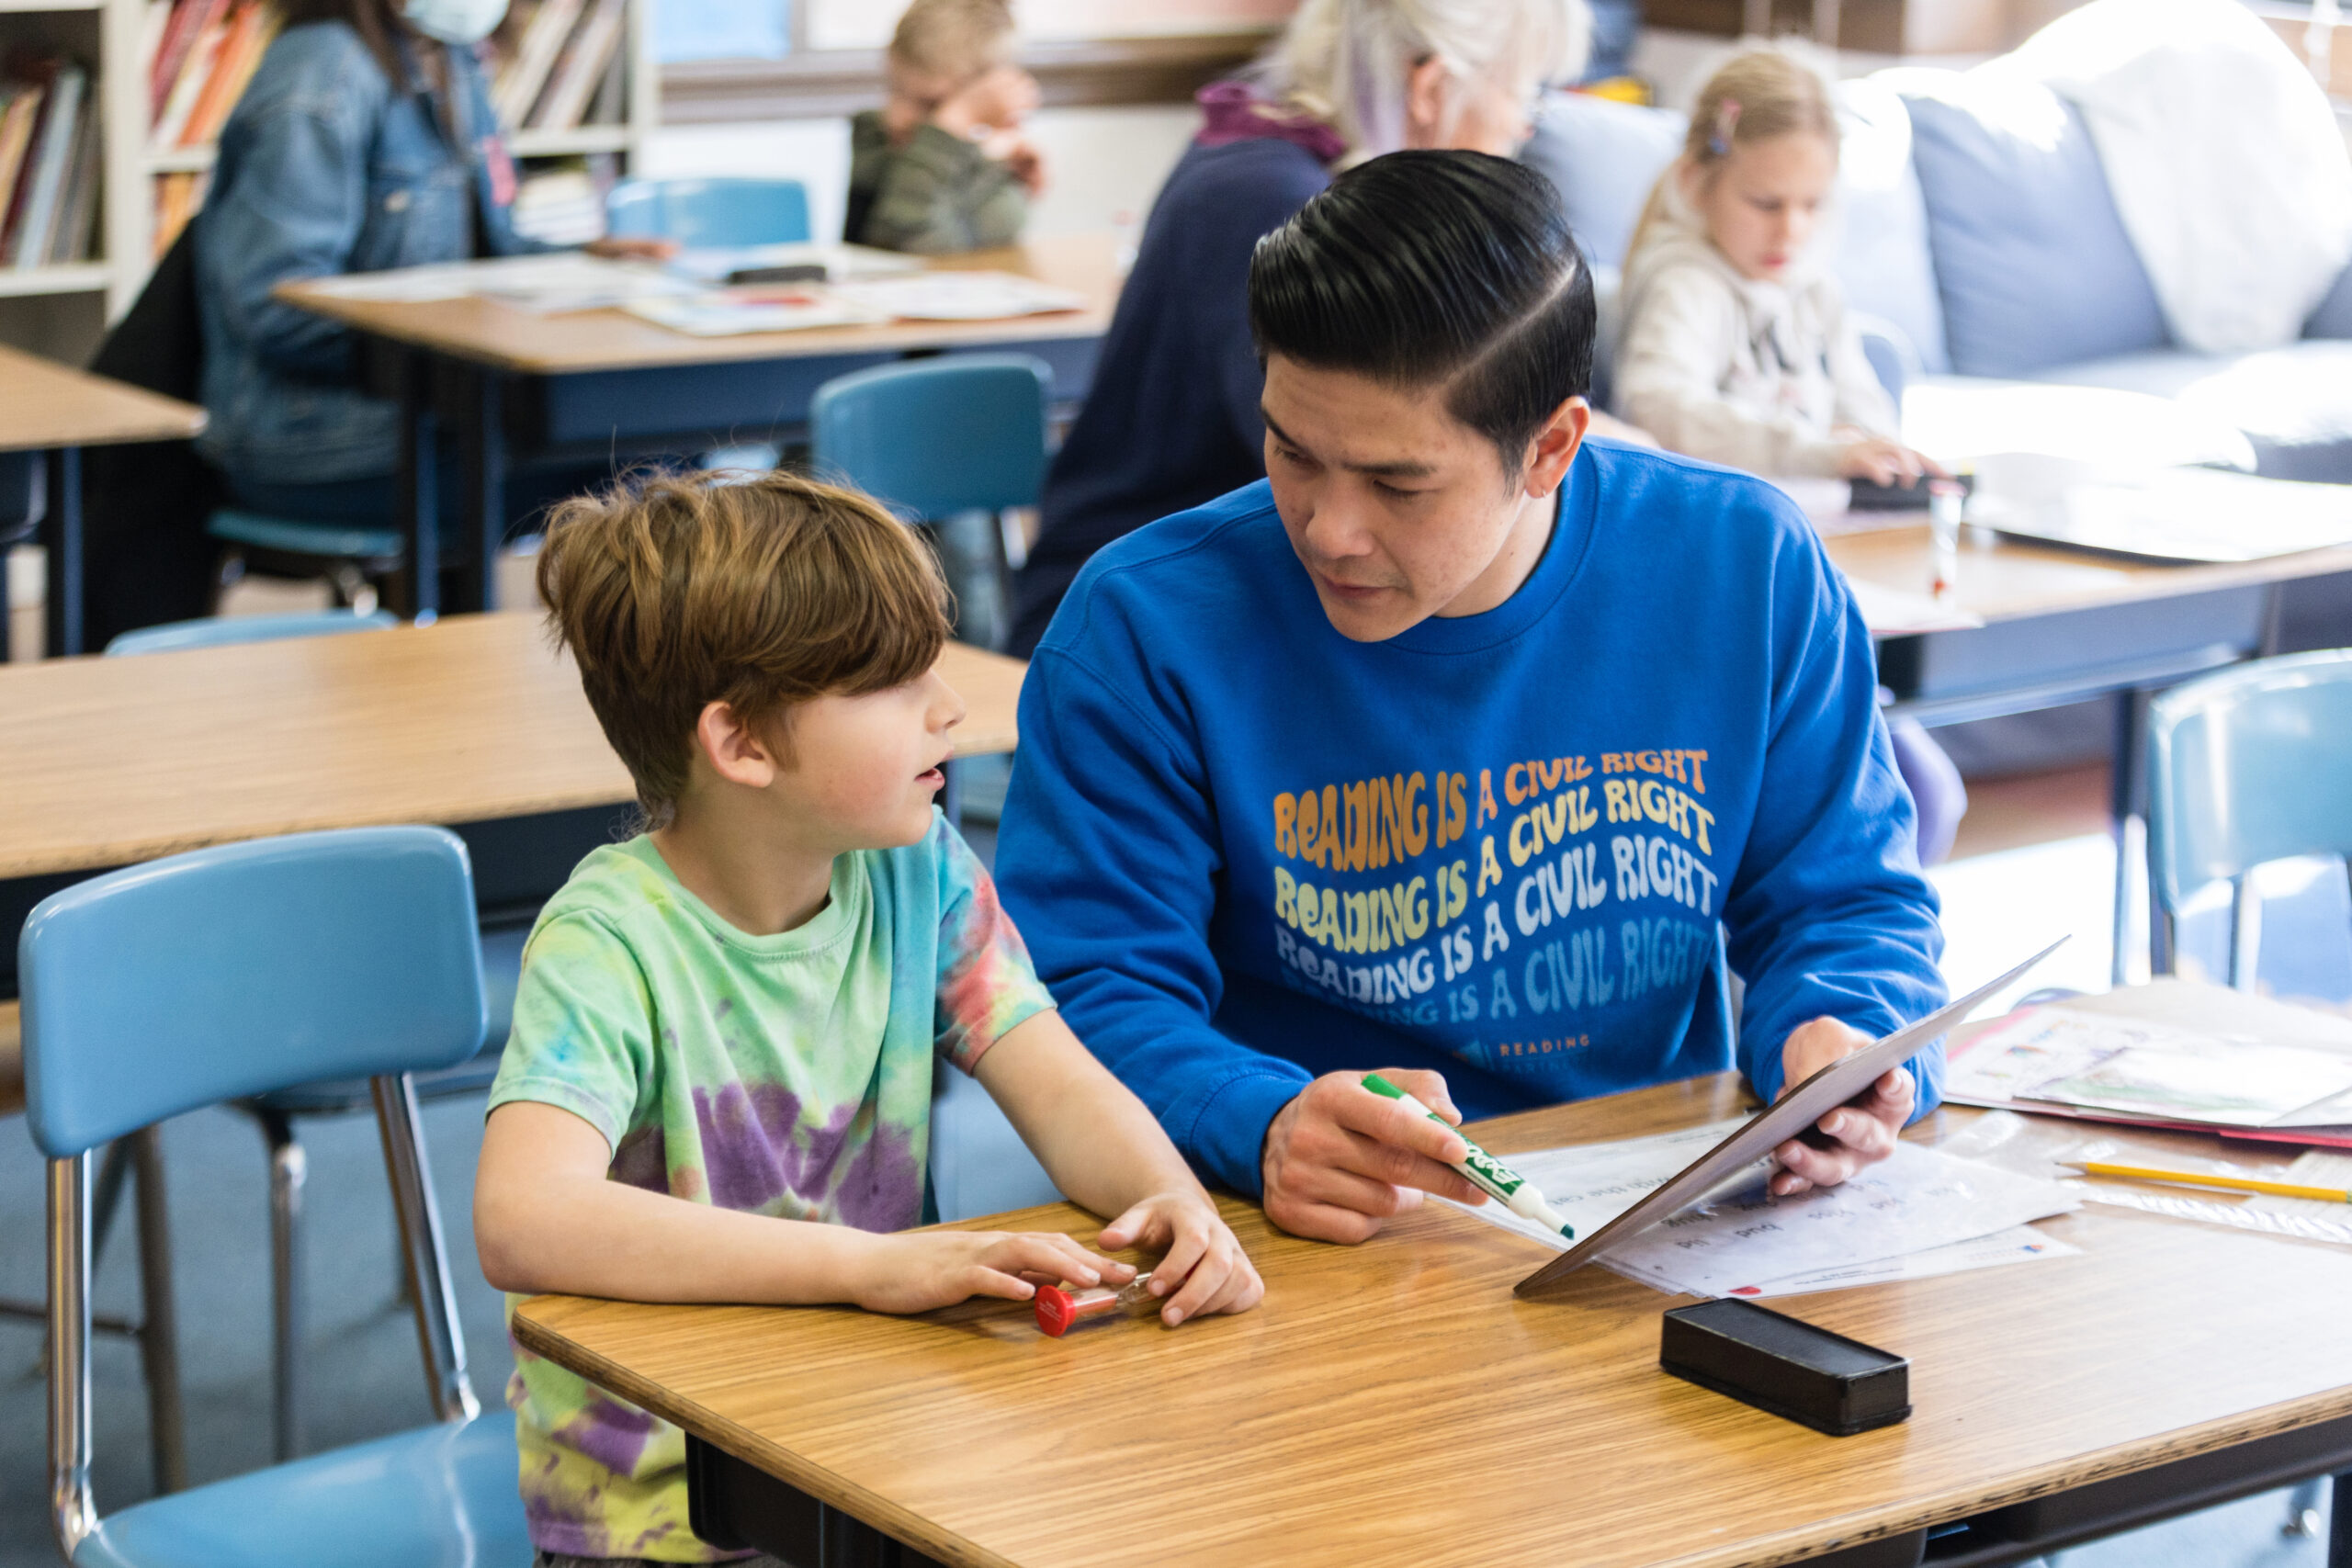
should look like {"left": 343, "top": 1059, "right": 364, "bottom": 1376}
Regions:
{"left": 888, "top": 0, "right": 1016, "bottom": 85}
{"left": 537, "top": 470, "right": 949, "bottom": 828}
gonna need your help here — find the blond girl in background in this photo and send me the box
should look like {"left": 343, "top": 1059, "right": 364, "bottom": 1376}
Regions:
{"left": 1616, "top": 51, "right": 1939, "bottom": 486}
{"left": 1616, "top": 51, "right": 1964, "bottom": 861}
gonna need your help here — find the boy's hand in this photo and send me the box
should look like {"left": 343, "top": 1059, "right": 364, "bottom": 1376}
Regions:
{"left": 851, "top": 1229, "right": 1133, "bottom": 1315}
{"left": 982, "top": 131, "right": 1047, "bottom": 196}
{"left": 1099, "top": 1190, "right": 1264, "bottom": 1326}
{"left": 932, "top": 64, "right": 1039, "bottom": 139}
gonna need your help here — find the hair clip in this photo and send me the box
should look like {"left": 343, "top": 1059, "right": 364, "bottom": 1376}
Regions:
{"left": 1707, "top": 97, "right": 1741, "bottom": 157}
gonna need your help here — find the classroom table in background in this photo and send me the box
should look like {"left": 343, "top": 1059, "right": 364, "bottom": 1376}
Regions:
{"left": 0, "top": 612, "right": 1025, "bottom": 991}
{"left": 1827, "top": 523, "right": 2352, "bottom": 985}
{"left": 513, "top": 978, "right": 2352, "bottom": 1568}
{"left": 274, "top": 234, "right": 1124, "bottom": 622}
{"left": 0, "top": 344, "right": 207, "bottom": 659}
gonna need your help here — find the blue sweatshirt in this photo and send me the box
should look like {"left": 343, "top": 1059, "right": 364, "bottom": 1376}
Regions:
{"left": 995, "top": 442, "right": 1949, "bottom": 1198}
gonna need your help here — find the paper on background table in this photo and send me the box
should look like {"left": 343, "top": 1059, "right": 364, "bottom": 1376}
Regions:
{"left": 666, "top": 241, "right": 922, "bottom": 286}
{"left": 1950, "top": 1007, "right": 2352, "bottom": 1128}
{"left": 622, "top": 293, "right": 886, "bottom": 337}
{"left": 1842, "top": 576, "right": 1984, "bottom": 635}
{"left": 829, "top": 272, "right": 1087, "bottom": 321}
{"left": 301, "top": 254, "right": 700, "bottom": 312}
{"left": 1442, "top": 1124, "right": 2076, "bottom": 1297}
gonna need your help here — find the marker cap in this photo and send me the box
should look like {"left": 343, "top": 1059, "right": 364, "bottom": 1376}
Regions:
{"left": 1034, "top": 1286, "right": 1078, "bottom": 1337}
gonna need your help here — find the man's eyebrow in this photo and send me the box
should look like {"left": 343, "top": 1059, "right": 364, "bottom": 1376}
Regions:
{"left": 1260, "top": 408, "right": 1438, "bottom": 479}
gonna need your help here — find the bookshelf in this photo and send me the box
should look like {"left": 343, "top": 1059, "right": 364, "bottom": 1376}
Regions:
{"left": 0, "top": 0, "right": 651, "bottom": 362}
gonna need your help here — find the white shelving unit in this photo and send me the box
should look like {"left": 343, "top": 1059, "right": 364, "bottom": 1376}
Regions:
{"left": 0, "top": 0, "right": 653, "bottom": 361}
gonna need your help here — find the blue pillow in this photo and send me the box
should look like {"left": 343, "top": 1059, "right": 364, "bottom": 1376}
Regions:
{"left": 1519, "top": 91, "right": 1686, "bottom": 271}
{"left": 1900, "top": 73, "right": 2168, "bottom": 378}
{"left": 1834, "top": 77, "right": 1950, "bottom": 376}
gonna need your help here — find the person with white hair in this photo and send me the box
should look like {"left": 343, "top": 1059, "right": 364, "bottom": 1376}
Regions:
{"left": 1005, "top": 0, "right": 1591, "bottom": 657}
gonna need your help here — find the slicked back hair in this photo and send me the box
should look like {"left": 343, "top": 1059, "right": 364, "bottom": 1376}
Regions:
{"left": 537, "top": 469, "right": 950, "bottom": 829}
{"left": 1249, "top": 151, "right": 1595, "bottom": 479}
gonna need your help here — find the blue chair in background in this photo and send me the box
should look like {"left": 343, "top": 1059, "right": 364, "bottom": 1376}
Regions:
{"left": 94, "top": 609, "right": 527, "bottom": 1464}
{"left": 103, "top": 606, "right": 398, "bottom": 657}
{"left": 605, "top": 177, "right": 812, "bottom": 248}
{"left": 2147, "top": 648, "right": 2352, "bottom": 987}
{"left": 204, "top": 509, "right": 407, "bottom": 617}
{"left": 22, "top": 826, "right": 529, "bottom": 1567}
{"left": 811, "top": 353, "right": 1053, "bottom": 657}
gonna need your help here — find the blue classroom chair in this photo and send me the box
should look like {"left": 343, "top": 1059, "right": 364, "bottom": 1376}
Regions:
{"left": 22, "top": 827, "right": 529, "bottom": 1568}
{"left": 811, "top": 353, "right": 1053, "bottom": 657}
{"left": 205, "top": 509, "right": 406, "bottom": 616}
{"left": 605, "top": 177, "right": 812, "bottom": 248}
{"left": 2146, "top": 648, "right": 2352, "bottom": 987}
{"left": 103, "top": 607, "right": 398, "bottom": 656}
{"left": 92, "top": 610, "right": 524, "bottom": 1465}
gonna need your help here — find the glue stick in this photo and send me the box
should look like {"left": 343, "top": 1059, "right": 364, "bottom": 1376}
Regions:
{"left": 1035, "top": 1272, "right": 1158, "bottom": 1337}
{"left": 1361, "top": 1073, "right": 1575, "bottom": 1239}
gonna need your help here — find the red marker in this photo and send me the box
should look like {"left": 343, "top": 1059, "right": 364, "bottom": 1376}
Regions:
{"left": 1035, "top": 1272, "right": 1159, "bottom": 1337}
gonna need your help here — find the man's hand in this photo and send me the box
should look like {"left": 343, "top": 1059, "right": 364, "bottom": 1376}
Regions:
{"left": 1261, "top": 1069, "right": 1485, "bottom": 1243}
{"left": 1769, "top": 1017, "right": 1916, "bottom": 1197}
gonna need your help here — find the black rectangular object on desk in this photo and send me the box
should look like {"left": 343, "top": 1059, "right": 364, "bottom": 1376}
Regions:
{"left": 1660, "top": 1298, "right": 1909, "bottom": 1437}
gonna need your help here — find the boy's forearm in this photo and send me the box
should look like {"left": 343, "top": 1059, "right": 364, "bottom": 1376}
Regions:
{"left": 978, "top": 1012, "right": 1211, "bottom": 1220}
{"left": 481, "top": 1176, "right": 881, "bottom": 1304}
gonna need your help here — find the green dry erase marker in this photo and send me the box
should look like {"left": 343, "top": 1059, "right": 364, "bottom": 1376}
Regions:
{"left": 1362, "top": 1073, "right": 1574, "bottom": 1239}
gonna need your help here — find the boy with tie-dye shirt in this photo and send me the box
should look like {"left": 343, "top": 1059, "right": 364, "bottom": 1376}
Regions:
{"left": 475, "top": 471, "right": 1262, "bottom": 1567}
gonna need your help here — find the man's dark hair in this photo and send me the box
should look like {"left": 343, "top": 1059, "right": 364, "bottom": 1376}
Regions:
{"left": 1249, "top": 151, "right": 1595, "bottom": 476}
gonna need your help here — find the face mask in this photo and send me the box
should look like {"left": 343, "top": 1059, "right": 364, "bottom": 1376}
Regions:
{"left": 401, "top": 0, "right": 508, "bottom": 46}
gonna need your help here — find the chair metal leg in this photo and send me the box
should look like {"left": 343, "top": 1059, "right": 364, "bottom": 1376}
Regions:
{"left": 2228, "top": 874, "right": 2264, "bottom": 992}
{"left": 2331, "top": 1471, "right": 2350, "bottom": 1568}
{"left": 128, "top": 1127, "right": 187, "bottom": 1495}
{"left": 256, "top": 1107, "right": 307, "bottom": 1461}
{"left": 49, "top": 1152, "right": 96, "bottom": 1562}
{"left": 2109, "top": 689, "right": 2153, "bottom": 987}
{"left": 372, "top": 1075, "right": 478, "bottom": 1424}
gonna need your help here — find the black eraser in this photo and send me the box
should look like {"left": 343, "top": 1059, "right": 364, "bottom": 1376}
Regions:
{"left": 1660, "top": 1298, "right": 1910, "bottom": 1437}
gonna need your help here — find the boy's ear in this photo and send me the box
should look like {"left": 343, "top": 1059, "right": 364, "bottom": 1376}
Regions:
{"left": 694, "top": 700, "right": 782, "bottom": 789}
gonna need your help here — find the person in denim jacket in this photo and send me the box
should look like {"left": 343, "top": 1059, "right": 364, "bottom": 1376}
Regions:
{"left": 195, "top": 0, "right": 663, "bottom": 526}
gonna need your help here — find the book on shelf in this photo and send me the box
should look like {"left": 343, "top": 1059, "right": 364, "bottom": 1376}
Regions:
{"left": 0, "top": 51, "right": 101, "bottom": 270}
{"left": 153, "top": 167, "right": 209, "bottom": 258}
{"left": 511, "top": 159, "right": 606, "bottom": 245}
{"left": 148, "top": 0, "right": 279, "bottom": 150}
{"left": 495, "top": 0, "right": 628, "bottom": 133}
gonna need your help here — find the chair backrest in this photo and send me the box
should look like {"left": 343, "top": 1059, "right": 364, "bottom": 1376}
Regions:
{"left": 27, "top": 826, "right": 487, "bottom": 1557}
{"left": 103, "top": 608, "right": 398, "bottom": 657}
{"left": 21, "top": 828, "right": 486, "bottom": 1160}
{"left": 2147, "top": 649, "right": 2352, "bottom": 917}
{"left": 605, "top": 177, "right": 811, "bottom": 248}
{"left": 810, "top": 355, "right": 1051, "bottom": 521}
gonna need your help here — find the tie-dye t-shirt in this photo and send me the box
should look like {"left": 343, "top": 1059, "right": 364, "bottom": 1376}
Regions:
{"left": 487, "top": 812, "right": 1057, "bottom": 1562}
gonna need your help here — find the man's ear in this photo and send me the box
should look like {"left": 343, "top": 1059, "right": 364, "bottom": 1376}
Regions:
{"left": 693, "top": 699, "right": 781, "bottom": 790}
{"left": 1521, "top": 396, "right": 1590, "bottom": 500}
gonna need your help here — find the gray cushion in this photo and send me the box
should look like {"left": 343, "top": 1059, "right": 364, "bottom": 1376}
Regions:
{"left": 2306, "top": 260, "right": 2352, "bottom": 341}
{"left": 1520, "top": 90, "right": 1686, "bottom": 272}
{"left": 2030, "top": 342, "right": 2352, "bottom": 484}
{"left": 1899, "top": 73, "right": 2169, "bottom": 378}
{"left": 1836, "top": 76, "right": 1950, "bottom": 376}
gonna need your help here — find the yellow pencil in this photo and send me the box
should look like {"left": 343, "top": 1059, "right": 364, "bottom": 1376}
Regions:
{"left": 2077, "top": 1160, "right": 2352, "bottom": 1203}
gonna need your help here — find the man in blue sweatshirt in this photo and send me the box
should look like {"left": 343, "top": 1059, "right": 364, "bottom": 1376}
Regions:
{"left": 996, "top": 152, "right": 1947, "bottom": 1245}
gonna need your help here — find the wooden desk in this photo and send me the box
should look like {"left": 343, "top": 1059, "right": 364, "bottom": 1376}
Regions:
{"left": 0, "top": 344, "right": 207, "bottom": 659}
{"left": 0, "top": 610, "right": 1023, "bottom": 884}
{"left": 275, "top": 234, "right": 1124, "bottom": 620}
{"left": 514, "top": 980, "right": 2352, "bottom": 1568}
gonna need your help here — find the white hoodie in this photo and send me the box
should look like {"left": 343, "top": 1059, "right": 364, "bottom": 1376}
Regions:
{"left": 1614, "top": 179, "right": 1897, "bottom": 479}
